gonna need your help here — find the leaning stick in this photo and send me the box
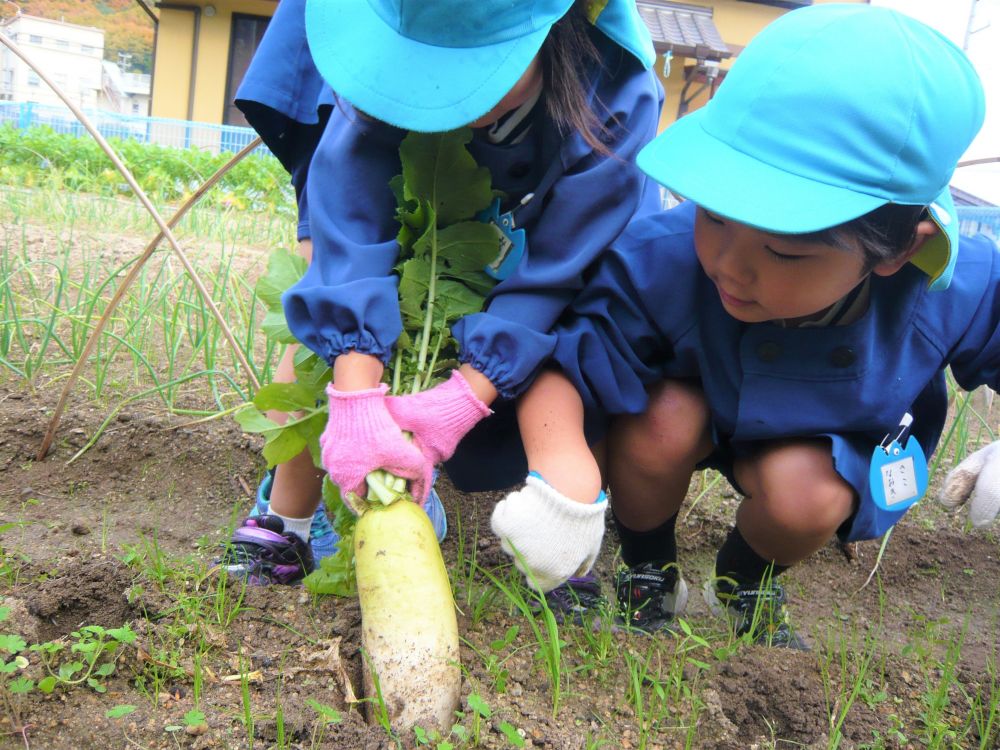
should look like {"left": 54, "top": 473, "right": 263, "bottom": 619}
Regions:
{"left": 0, "top": 33, "right": 264, "bottom": 458}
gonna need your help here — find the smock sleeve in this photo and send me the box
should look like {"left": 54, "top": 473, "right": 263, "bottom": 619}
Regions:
{"left": 233, "top": 0, "right": 329, "bottom": 172}
{"left": 939, "top": 234, "right": 1000, "bottom": 391}
{"left": 281, "top": 108, "right": 408, "bottom": 366}
{"left": 552, "top": 203, "right": 700, "bottom": 414}
{"left": 452, "top": 58, "right": 664, "bottom": 399}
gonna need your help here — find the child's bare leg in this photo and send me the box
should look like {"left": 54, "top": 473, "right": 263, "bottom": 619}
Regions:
{"left": 731, "top": 439, "right": 855, "bottom": 566}
{"left": 266, "top": 239, "right": 324, "bottom": 520}
{"left": 516, "top": 370, "right": 602, "bottom": 503}
{"left": 607, "top": 379, "right": 713, "bottom": 530}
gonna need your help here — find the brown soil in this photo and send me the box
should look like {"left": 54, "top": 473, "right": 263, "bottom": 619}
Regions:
{"left": 1, "top": 215, "right": 998, "bottom": 749}
{"left": 2, "top": 377, "right": 999, "bottom": 750}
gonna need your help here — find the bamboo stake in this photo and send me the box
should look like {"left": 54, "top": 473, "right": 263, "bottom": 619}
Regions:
{"left": 0, "top": 32, "right": 264, "bottom": 458}
{"left": 36, "top": 137, "right": 264, "bottom": 460}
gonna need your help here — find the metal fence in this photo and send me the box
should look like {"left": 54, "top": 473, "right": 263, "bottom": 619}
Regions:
{"left": 958, "top": 206, "right": 1000, "bottom": 242}
{"left": 0, "top": 100, "right": 271, "bottom": 156}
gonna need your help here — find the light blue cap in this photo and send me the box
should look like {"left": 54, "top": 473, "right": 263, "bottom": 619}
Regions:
{"left": 305, "top": 0, "right": 655, "bottom": 133}
{"left": 637, "top": 4, "right": 986, "bottom": 290}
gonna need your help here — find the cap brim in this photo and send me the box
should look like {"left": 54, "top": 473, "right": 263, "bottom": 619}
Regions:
{"left": 305, "top": 0, "right": 548, "bottom": 132}
{"left": 637, "top": 111, "right": 886, "bottom": 234}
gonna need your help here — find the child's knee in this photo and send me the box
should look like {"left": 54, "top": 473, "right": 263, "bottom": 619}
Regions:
{"left": 613, "top": 380, "right": 710, "bottom": 471}
{"left": 743, "top": 442, "right": 855, "bottom": 537}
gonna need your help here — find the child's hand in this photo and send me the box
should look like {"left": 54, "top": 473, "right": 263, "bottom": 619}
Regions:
{"left": 491, "top": 475, "right": 607, "bottom": 592}
{"left": 320, "top": 384, "right": 433, "bottom": 503}
{"left": 384, "top": 370, "right": 492, "bottom": 466}
{"left": 938, "top": 441, "right": 1000, "bottom": 527}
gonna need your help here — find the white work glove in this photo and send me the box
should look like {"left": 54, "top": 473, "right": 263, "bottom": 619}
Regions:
{"left": 938, "top": 441, "right": 1000, "bottom": 528}
{"left": 491, "top": 475, "right": 607, "bottom": 593}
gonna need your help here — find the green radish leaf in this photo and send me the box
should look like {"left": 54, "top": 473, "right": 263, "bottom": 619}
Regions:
{"left": 184, "top": 710, "right": 206, "bottom": 726}
{"left": 0, "top": 606, "right": 9, "bottom": 622}
{"left": 253, "top": 382, "right": 317, "bottom": 413}
{"left": 37, "top": 676, "right": 56, "bottom": 694}
{"left": 87, "top": 677, "right": 106, "bottom": 693}
{"left": 398, "top": 258, "right": 432, "bottom": 329}
{"left": 262, "top": 427, "right": 307, "bottom": 469}
{"left": 95, "top": 662, "right": 116, "bottom": 677}
{"left": 400, "top": 129, "right": 493, "bottom": 226}
{"left": 0, "top": 661, "right": 19, "bottom": 674}
{"left": 292, "top": 350, "right": 332, "bottom": 392}
{"left": 257, "top": 247, "right": 307, "bottom": 310}
{"left": 261, "top": 309, "right": 298, "bottom": 344}
{"left": 434, "top": 279, "right": 488, "bottom": 324}
{"left": 437, "top": 221, "right": 502, "bottom": 274}
{"left": 107, "top": 705, "right": 137, "bottom": 719}
{"left": 234, "top": 408, "right": 281, "bottom": 435}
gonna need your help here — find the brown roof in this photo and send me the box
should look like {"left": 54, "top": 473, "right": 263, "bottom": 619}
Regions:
{"left": 636, "top": 1, "right": 732, "bottom": 61}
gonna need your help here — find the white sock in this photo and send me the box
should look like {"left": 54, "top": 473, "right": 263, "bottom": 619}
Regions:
{"left": 273, "top": 512, "right": 312, "bottom": 543}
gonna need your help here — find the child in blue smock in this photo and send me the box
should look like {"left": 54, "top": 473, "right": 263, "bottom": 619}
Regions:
{"left": 221, "top": 0, "right": 664, "bottom": 588}
{"left": 490, "top": 4, "right": 996, "bottom": 646}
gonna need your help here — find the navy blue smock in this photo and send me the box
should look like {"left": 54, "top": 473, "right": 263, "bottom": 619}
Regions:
{"left": 282, "top": 30, "right": 664, "bottom": 401}
{"left": 554, "top": 200, "right": 1000, "bottom": 541}
{"left": 233, "top": 0, "right": 333, "bottom": 241}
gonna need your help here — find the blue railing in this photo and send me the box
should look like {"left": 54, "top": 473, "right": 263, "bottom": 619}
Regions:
{"left": 0, "top": 100, "right": 272, "bottom": 157}
{"left": 957, "top": 206, "right": 1000, "bottom": 242}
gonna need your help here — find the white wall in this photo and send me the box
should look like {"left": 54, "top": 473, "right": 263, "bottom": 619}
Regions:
{"left": 1, "top": 15, "right": 104, "bottom": 108}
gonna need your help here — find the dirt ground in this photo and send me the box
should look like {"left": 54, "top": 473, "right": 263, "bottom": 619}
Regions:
{"left": 1, "top": 214, "right": 999, "bottom": 749}
{"left": 1, "top": 376, "right": 998, "bottom": 750}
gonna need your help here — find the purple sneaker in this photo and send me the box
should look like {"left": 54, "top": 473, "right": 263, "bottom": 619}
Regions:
{"left": 538, "top": 574, "right": 606, "bottom": 624}
{"left": 216, "top": 515, "right": 315, "bottom": 585}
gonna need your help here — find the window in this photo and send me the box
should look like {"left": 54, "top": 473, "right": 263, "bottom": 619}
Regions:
{"left": 81, "top": 44, "right": 95, "bottom": 55}
{"left": 223, "top": 13, "right": 270, "bottom": 125}
{"left": 56, "top": 39, "right": 69, "bottom": 48}
{"left": 54, "top": 73, "right": 67, "bottom": 88}
{"left": 27, "top": 71, "right": 40, "bottom": 86}
{"left": 132, "top": 102, "right": 141, "bottom": 114}
{"left": 28, "top": 34, "right": 42, "bottom": 44}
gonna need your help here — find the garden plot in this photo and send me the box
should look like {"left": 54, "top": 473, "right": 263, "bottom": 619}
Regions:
{"left": 0, "top": 193, "right": 998, "bottom": 750}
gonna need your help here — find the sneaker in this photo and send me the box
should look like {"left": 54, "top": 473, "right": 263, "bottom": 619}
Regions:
{"left": 251, "top": 470, "right": 340, "bottom": 562}
{"left": 615, "top": 562, "right": 689, "bottom": 634}
{"left": 703, "top": 575, "right": 809, "bottom": 650}
{"left": 216, "top": 515, "right": 315, "bottom": 585}
{"left": 539, "top": 574, "right": 606, "bottom": 624}
{"left": 424, "top": 474, "right": 448, "bottom": 544}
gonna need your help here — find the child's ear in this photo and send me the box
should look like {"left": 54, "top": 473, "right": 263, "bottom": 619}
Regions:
{"left": 871, "top": 219, "right": 940, "bottom": 277}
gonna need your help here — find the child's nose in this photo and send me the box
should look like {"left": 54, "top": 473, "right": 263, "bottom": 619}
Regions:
{"left": 715, "top": 243, "right": 753, "bottom": 285}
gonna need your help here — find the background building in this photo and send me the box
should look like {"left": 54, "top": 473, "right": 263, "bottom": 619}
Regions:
{"left": 1, "top": 14, "right": 105, "bottom": 107}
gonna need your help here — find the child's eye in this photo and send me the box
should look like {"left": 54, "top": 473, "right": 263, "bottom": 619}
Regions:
{"left": 765, "top": 245, "right": 803, "bottom": 263}
{"left": 701, "top": 208, "right": 725, "bottom": 225}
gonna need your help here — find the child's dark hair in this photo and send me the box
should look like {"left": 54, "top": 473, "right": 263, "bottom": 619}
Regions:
{"left": 541, "top": 1, "right": 616, "bottom": 155}
{"left": 801, "top": 203, "right": 928, "bottom": 270}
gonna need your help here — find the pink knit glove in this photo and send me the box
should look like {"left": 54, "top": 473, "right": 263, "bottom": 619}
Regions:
{"left": 384, "top": 370, "right": 492, "bottom": 467}
{"left": 320, "top": 384, "right": 432, "bottom": 502}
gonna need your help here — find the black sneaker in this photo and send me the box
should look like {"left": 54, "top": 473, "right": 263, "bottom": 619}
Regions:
{"left": 215, "top": 515, "right": 315, "bottom": 585}
{"left": 704, "top": 574, "right": 808, "bottom": 650}
{"left": 539, "top": 574, "right": 606, "bottom": 624}
{"left": 615, "top": 562, "right": 689, "bottom": 634}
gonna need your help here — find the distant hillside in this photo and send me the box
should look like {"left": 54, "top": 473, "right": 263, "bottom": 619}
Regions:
{"left": 18, "top": 0, "right": 154, "bottom": 72}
